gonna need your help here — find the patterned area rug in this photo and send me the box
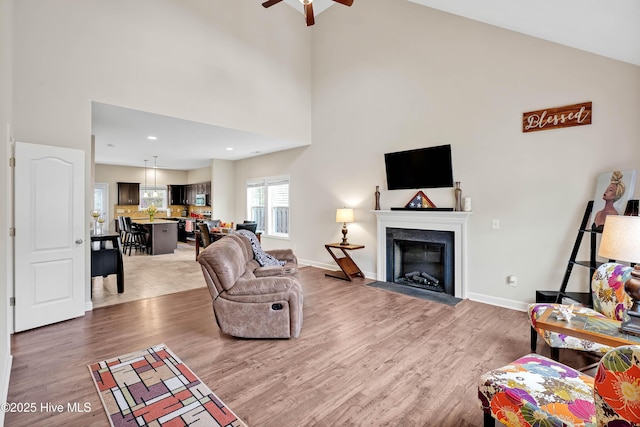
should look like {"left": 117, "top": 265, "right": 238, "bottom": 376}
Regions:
{"left": 89, "top": 344, "right": 246, "bottom": 427}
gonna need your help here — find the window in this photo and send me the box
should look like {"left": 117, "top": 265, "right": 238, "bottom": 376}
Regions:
{"left": 93, "top": 183, "right": 109, "bottom": 222}
{"left": 140, "top": 185, "right": 167, "bottom": 210}
{"left": 247, "top": 176, "right": 290, "bottom": 238}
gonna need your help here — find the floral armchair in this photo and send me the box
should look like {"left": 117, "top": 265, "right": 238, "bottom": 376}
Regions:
{"left": 528, "top": 263, "right": 633, "bottom": 360}
{"left": 478, "top": 345, "right": 640, "bottom": 427}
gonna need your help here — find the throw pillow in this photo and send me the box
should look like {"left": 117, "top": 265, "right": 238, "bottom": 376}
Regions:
{"left": 235, "top": 229, "right": 285, "bottom": 267}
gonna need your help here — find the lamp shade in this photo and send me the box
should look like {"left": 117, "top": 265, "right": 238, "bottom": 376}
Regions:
{"left": 598, "top": 215, "right": 640, "bottom": 262}
{"left": 336, "top": 208, "right": 354, "bottom": 223}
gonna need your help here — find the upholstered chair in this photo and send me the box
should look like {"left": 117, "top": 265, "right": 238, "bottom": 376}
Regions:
{"left": 198, "top": 234, "right": 303, "bottom": 339}
{"left": 479, "top": 345, "right": 640, "bottom": 426}
{"left": 528, "top": 262, "right": 633, "bottom": 360}
{"left": 594, "top": 345, "right": 640, "bottom": 425}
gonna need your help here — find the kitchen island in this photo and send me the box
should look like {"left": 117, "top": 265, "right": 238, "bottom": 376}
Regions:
{"left": 134, "top": 219, "right": 178, "bottom": 255}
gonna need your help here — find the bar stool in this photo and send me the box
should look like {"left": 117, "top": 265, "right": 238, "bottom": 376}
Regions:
{"left": 123, "top": 217, "right": 147, "bottom": 256}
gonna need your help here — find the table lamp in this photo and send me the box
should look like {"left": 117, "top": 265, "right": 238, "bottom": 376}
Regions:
{"left": 336, "top": 208, "right": 354, "bottom": 246}
{"left": 598, "top": 215, "right": 640, "bottom": 336}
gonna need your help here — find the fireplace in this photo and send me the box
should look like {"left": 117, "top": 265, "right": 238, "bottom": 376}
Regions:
{"left": 373, "top": 209, "right": 471, "bottom": 298}
{"left": 386, "top": 228, "right": 454, "bottom": 295}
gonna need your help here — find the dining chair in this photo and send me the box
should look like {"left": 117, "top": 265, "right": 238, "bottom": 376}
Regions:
{"left": 198, "top": 223, "right": 212, "bottom": 248}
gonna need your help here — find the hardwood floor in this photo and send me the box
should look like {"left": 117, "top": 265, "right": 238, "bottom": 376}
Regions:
{"left": 7, "top": 266, "right": 591, "bottom": 426}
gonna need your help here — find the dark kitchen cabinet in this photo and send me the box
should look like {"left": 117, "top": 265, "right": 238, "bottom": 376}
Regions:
{"left": 186, "top": 184, "right": 196, "bottom": 205}
{"left": 169, "top": 185, "right": 186, "bottom": 205}
{"left": 168, "top": 181, "right": 211, "bottom": 206}
{"left": 118, "top": 182, "right": 140, "bottom": 205}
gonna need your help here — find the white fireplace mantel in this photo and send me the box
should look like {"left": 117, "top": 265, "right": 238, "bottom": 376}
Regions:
{"left": 372, "top": 210, "right": 472, "bottom": 299}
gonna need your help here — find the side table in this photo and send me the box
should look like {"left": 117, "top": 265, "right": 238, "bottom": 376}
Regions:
{"left": 325, "top": 243, "right": 365, "bottom": 281}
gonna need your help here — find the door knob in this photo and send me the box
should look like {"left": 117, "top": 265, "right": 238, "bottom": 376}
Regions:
{"left": 75, "top": 239, "right": 83, "bottom": 244}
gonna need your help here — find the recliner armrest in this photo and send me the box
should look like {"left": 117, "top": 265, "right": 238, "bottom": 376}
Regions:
{"left": 265, "top": 249, "right": 297, "bottom": 264}
{"left": 227, "top": 276, "right": 297, "bottom": 296}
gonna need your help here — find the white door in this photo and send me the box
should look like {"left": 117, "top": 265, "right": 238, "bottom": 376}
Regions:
{"left": 14, "top": 142, "right": 85, "bottom": 332}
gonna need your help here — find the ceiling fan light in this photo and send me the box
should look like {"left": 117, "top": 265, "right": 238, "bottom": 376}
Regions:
{"left": 300, "top": 0, "right": 312, "bottom": 4}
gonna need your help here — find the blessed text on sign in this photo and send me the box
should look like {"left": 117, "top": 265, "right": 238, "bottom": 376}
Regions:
{"left": 522, "top": 102, "right": 592, "bottom": 133}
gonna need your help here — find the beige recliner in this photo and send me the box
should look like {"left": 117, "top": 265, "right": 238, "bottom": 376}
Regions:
{"left": 198, "top": 233, "right": 303, "bottom": 338}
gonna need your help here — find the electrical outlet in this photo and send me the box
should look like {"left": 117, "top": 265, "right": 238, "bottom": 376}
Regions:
{"left": 492, "top": 219, "right": 500, "bottom": 229}
{"left": 507, "top": 275, "right": 517, "bottom": 287}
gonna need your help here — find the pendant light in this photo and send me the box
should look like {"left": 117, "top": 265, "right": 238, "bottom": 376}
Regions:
{"left": 153, "top": 156, "right": 158, "bottom": 197}
{"left": 143, "top": 159, "right": 149, "bottom": 198}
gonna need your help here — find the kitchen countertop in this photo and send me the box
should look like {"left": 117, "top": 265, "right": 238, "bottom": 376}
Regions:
{"left": 133, "top": 219, "right": 178, "bottom": 225}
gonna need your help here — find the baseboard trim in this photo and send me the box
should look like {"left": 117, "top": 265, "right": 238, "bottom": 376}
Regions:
{"left": 0, "top": 353, "right": 13, "bottom": 427}
{"left": 466, "top": 291, "right": 528, "bottom": 312}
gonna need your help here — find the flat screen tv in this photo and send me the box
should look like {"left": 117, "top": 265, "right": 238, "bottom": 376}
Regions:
{"left": 384, "top": 144, "right": 454, "bottom": 190}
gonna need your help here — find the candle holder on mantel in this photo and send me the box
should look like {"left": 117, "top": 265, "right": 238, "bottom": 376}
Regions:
{"left": 454, "top": 182, "right": 462, "bottom": 211}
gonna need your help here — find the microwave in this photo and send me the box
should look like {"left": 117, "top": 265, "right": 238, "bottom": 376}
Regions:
{"left": 195, "top": 194, "right": 206, "bottom": 206}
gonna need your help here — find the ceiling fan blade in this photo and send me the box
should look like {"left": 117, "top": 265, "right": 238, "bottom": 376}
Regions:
{"left": 305, "top": 3, "right": 315, "bottom": 26}
{"left": 262, "top": 0, "right": 283, "bottom": 8}
{"left": 332, "top": 0, "right": 353, "bottom": 6}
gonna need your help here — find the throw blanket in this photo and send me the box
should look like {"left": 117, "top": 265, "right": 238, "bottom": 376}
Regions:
{"left": 235, "top": 229, "right": 285, "bottom": 267}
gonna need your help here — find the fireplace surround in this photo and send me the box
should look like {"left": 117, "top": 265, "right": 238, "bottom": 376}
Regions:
{"left": 373, "top": 210, "right": 471, "bottom": 299}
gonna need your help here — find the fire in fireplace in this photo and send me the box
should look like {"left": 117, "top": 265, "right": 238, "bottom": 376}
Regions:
{"left": 385, "top": 228, "right": 455, "bottom": 295}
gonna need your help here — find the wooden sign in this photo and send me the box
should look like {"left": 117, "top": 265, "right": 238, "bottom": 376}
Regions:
{"left": 523, "top": 101, "right": 592, "bottom": 133}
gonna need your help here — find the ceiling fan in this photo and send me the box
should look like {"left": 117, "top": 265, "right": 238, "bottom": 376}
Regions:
{"left": 262, "top": 0, "right": 354, "bottom": 27}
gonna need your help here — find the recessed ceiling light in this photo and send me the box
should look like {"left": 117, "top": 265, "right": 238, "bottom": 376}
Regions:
{"left": 226, "top": 147, "right": 234, "bottom": 151}
{"left": 147, "top": 136, "right": 157, "bottom": 140}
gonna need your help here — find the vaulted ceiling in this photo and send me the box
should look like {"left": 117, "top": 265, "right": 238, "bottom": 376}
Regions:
{"left": 94, "top": 0, "right": 640, "bottom": 170}
{"left": 287, "top": 0, "right": 639, "bottom": 66}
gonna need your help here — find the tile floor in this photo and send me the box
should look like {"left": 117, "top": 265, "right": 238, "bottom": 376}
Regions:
{"left": 91, "top": 241, "right": 206, "bottom": 308}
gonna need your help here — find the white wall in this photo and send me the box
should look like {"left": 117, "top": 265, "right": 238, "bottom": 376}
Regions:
{"left": 12, "top": 0, "right": 312, "bottom": 145}
{"left": 0, "top": 0, "right": 12, "bottom": 419}
{"left": 212, "top": 159, "right": 235, "bottom": 221}
{"left": 235, "top": 0, "right": 640, "bottom": 310}
{"left": 187, "top": 166, "right": 212, "bottom": 185}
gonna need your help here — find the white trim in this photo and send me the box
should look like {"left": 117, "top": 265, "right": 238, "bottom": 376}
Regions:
{"left": 0, "top": 353, "right": 12, "bottom": 427}
{"left": 372, "top": 210, "right": 472, "bottom": 299}
{"left": 467, "top": 291, "right": 528, "bottom": 312}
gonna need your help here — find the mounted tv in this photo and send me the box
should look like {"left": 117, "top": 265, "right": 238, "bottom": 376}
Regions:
{"left": 384, "top": 144, "right": 454, "bottom": 190}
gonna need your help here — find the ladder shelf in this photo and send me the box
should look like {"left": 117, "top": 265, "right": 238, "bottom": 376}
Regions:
{"left": 536, "top": 199, "right": 638, "bottom": 307}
